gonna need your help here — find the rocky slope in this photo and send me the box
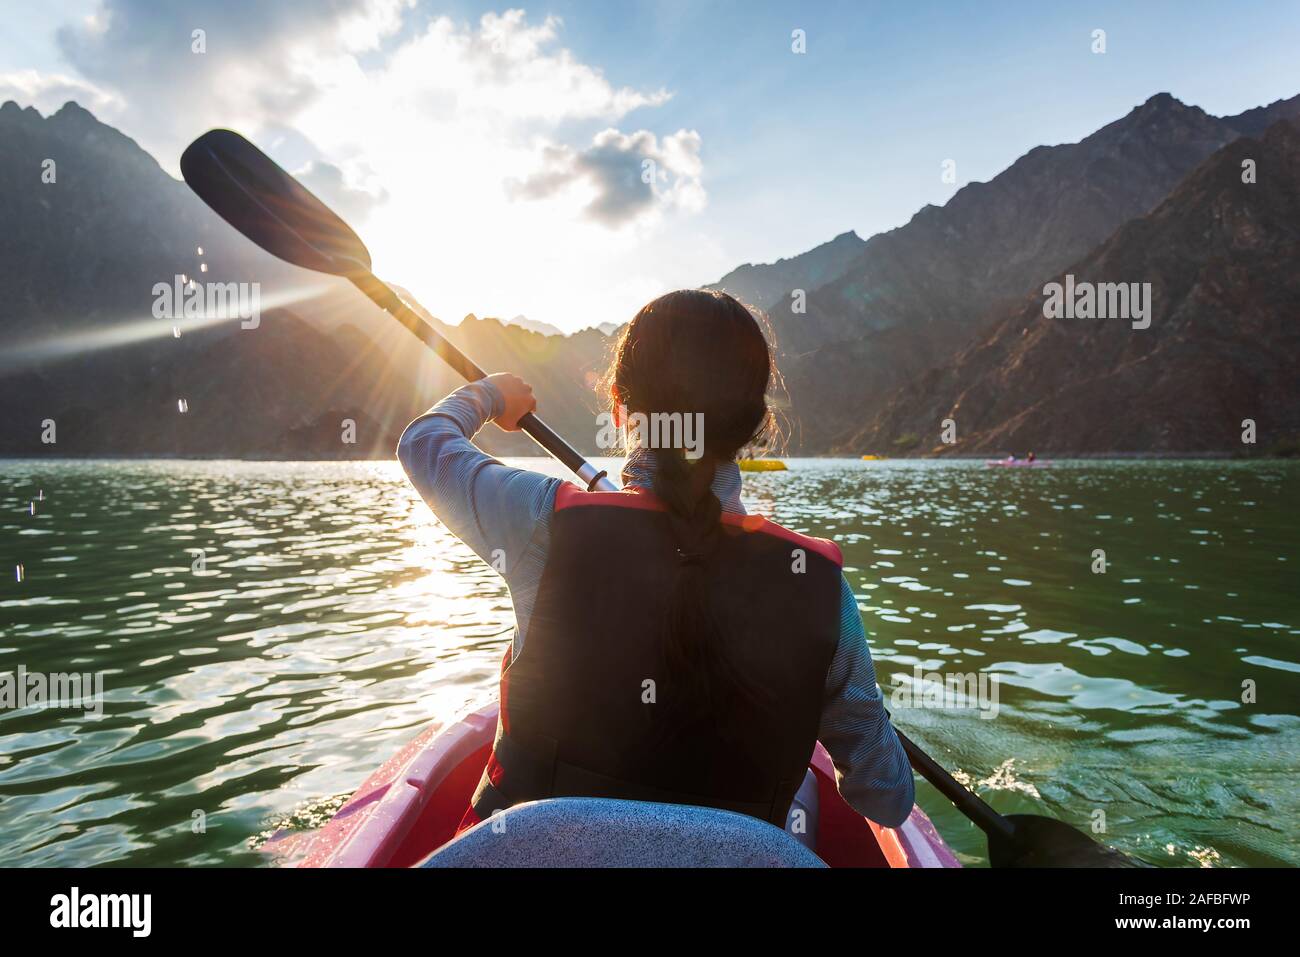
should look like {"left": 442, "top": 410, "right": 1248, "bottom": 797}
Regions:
{"left": 706, "top": 229, "right": 864, "bottom": 340}
{"left": 0, "top": 100, "right": 609, "bottom": 457}
{"left": 850, "top": 119, "right": 1300, "bottom": 455}
{"left": 777, "top": 92, "right": 1300, "bottom": 450}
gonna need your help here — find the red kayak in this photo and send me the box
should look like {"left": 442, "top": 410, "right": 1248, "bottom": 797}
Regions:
{"left": 265, "top": 702, "right": 960, "bottom": 868}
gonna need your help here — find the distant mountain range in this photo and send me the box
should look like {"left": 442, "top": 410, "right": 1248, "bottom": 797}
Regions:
{"left": 503, "top": 315, "right": 565, "bottom": 338}
{"left": 1, "top": 92, "right": 1298, "bottom": 458}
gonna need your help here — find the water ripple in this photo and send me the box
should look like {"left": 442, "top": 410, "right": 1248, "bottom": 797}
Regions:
{"left": 1, "top": 457, "right": 1297, "bottom": 867}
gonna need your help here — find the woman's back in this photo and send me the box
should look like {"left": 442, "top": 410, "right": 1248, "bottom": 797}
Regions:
{"left": 397, "top": 290, "right": 915, "bottom": 832}
{"left": 482, "top": 482, "right": 843, "bottom": 823}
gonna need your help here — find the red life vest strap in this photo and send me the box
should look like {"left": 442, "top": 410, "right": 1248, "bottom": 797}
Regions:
{"left": 553, "top": 483, "right": 843, "bottom": 567}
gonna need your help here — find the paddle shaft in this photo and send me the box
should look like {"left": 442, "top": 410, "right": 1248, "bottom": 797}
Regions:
{"left": 350, "top": 272, "right": 617, "bottom": 492}
{"left": 894, "top": 729, "right": 1017, "bottom": 842}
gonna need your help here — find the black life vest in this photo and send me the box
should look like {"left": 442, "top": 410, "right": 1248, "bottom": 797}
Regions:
{"left": 470, "top": 484, "right": 843, "bottom": 826}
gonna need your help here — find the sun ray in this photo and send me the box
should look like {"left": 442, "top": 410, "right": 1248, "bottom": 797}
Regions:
{"left": 0, "top": 282, "right": 333, "bottom": 370}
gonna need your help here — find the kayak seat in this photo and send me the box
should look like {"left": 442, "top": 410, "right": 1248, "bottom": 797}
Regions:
{"left": 420, "top": 797, "right": 827, "bottom": 868}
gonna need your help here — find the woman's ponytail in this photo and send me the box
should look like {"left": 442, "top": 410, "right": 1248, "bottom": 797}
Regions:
{"left": 606, "top": 289, "right": 779, "bottom": 747}
{"left": 651, "top": 447, "right": 724, "bottom": 726}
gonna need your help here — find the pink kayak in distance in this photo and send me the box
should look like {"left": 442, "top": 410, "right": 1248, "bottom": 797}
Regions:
{"left": 985, "top": 457, "right": 1051, "bottom": 468}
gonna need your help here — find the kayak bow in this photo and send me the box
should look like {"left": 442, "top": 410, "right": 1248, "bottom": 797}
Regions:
{"left": 265, "top": 702, "right": 960, "bottom": 868}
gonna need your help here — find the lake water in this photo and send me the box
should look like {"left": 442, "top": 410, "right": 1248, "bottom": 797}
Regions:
{"left": 1, "top": 458, "right": 1296, "bottom": 867}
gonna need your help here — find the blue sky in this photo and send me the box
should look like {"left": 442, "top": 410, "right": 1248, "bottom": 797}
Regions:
{"left": 2, "top": 1, "right": 1298, "bottom": 331}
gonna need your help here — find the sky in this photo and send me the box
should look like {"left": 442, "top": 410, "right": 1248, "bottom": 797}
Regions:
{"left": 2, "top": 0, "right": 1298, "bottom": 333}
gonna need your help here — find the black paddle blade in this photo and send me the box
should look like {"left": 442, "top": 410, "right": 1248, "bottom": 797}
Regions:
{"left": 180, "top": 129, "right": 371, "bottom": 277}
{"left": 989, "top": 814, "right": 1148, "bottom": 868}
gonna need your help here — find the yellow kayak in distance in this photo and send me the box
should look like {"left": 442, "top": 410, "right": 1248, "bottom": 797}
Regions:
{"left": 737, "top": 459, "right": 788, "bottom": 472}
{"left": 860, "top": 454, "right": 887, "bottom": 461}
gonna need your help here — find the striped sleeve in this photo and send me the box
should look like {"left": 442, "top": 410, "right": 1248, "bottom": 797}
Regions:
{"left": 817, "top": 575, "right": 916, "bottom": 828}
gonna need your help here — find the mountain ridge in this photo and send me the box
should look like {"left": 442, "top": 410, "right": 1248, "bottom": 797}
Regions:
{"left": 2, "top": 92, "right": 1296, "bottom": 457}
{"left": 850, "top": 117, "right": 1300, "bottom": 455}
{"left": 773, "top": 91, "right": 1300, "bottom": 450}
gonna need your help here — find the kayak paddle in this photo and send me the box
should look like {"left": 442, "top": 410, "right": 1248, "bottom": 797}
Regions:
{"left": 894, "top": 728, "right": 1145, "bottom": 866}
{"left": 179, "top": 129, "right": 617, "bottom": 493}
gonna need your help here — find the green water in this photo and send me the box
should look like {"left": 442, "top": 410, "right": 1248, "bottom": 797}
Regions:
{"left": 1, "top": 458, "right": 1296, "bottom": 867}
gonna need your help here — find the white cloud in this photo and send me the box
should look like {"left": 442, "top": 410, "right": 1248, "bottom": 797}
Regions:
{"left": 273, "top": 7, "right": 710, "bottom": 329}
{"left": 509, "top": 128, "right": 706, "bottom": 228}
{"left": 0, "top": 69, "right": 122, "bottom": 116}
{"left": 38, "top": 2, "right": 718, "bottom": 332}
{"left": 55, "top": 0, "right": 414, "bottom": 164}
{"left": 380, "top": 11, "right": 670, "bottom": 125}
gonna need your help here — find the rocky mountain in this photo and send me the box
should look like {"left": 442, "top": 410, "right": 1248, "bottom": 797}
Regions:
{"left": 1218, "top": 93, "right": 1300, "bottom": 137}
{"left": 852, "top": 119, "right": 1300, "bottom": 455}
{"left": 0, "top": 100, "right": 609, "bottom": 458}
{"left": 706, "top": 229, "right": 864, "bottom": 339}
{"left": 0, "top": 100, "right": 301, "bottom": 330}
{"left": 0, "top": 100, "right": 415, "bottom": 457}
{"left": 775, "top": 92, "right": 1300, "bottom": 450}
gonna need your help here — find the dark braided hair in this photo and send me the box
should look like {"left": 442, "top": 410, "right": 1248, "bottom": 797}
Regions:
{"left": 605, "top": 289, "right": 777, "bottom": 746}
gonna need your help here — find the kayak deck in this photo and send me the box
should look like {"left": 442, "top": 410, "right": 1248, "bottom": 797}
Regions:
{"left": 266, "top": 702, "right": 959, "bottom": 868}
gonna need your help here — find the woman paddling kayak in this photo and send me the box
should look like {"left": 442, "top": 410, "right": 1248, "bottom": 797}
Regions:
{"left": 397, "top": 289, "right": 914, "bottom": 838}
